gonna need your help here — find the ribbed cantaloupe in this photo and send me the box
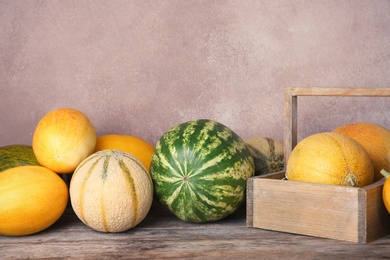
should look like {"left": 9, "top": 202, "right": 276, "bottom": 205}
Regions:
{"left": 69, "top": 150, "right": 153, "bottom": 232}
{"left": 286, "top": 132, "right": 374, "bottom": 187}
{"left": 0, "top": 166, "right": 68, "bottom": 236}
{"left": 333, "top": 122, "right": 390, "bottom": 181}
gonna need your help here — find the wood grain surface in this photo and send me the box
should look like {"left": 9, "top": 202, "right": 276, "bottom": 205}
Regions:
{"left": 1, "top": 201, "right": 390, "bottom": 259}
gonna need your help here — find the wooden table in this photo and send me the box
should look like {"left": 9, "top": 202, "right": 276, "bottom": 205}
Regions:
{"left": 1, "top": 201, "right": 390, "bottom": 259}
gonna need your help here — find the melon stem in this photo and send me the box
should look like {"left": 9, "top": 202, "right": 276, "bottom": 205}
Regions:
{"left": 345, "top": 174, "right": 357, "bottom": 187}
{"left": 381, "top": 169, "right": 390, "bottom": 179}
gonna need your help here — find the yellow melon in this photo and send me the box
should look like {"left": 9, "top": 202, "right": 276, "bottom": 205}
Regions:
{"left": 0, "top": 166, "right": 68, "bottom": 236}
{"left": 333, "top": 122, "right": 390, "bottom": 181}
{"left": 381, "top": 169, "right": 390, "bottom": 214}
{"left": 69, "top": 150, "right": 153, "bottom": 233}
{"left": 286, "top": 132, "right": 374, "bottom": 187}
{"left": 32, "top": 108, "right": 96, "bottom": 174}
{"left": 94, "top": 134, "right": 154, "bottom": 171}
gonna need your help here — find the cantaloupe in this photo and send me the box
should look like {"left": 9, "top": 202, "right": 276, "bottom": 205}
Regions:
{"left": 69, "top": 150, "right": 153, "bottom": 232}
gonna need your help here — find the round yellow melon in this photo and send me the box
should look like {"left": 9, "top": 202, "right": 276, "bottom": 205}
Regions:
{"left": 32, "top": 108, "right": 96, "bottom": 174}
{"left": 333, "top": 122, "right": 390, "bottom": 181}
{"left": 286, "top": 132, "right": 374, "bottom": 187}
{"left": 69, "top": 150, "right": 154, "bottom": 232}
{"left": 0, "top": 166, "right": 69, "bottom": 236}
{"left": 94, "top": 134, "right": 154, "bottom": 171}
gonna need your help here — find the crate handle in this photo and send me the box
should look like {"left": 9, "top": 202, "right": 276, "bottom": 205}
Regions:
{"left": 283, "top": 87, "right": 390, "bottom": 167}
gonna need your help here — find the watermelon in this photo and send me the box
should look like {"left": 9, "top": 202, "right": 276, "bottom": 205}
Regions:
{"left": 150, "top": 119, "right": 254, "bottom": 223}
{"left": 246, "top": 136, "right": 284, "bottom": 176}
{"left": 0, "top": 145, "right": 40, "bottom": 172}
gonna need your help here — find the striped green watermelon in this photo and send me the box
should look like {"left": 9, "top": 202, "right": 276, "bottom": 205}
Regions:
{"left": 150, "top": 119, "right": 254, "bottom": 223}
{"left": 0, "top": 145, "right": 40, "bottom": 172}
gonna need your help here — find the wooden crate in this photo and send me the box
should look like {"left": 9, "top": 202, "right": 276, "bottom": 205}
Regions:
{"left": 246, "top": 87, "right": 390, "bottom": 243}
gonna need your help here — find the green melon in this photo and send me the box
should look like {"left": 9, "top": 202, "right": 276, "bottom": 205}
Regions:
{"left": 0, "top": 145, "right": 40, "bottom": 172}
{"left": 246, "top": 136, "right": 284, "bottom": 176}
{"left": 150, "top": 119, "right": 254, "bottom": 223}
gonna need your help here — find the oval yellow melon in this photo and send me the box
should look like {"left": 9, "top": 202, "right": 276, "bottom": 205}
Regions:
{"left": 333, "top": 122, "right": 390, "bottom": 181}
{"left": 286, "top": 132, "right": 374, "bottom": 187}
{"left": 69, "top": 150, "right": 154, "bottom": 232}
{"left": 33, "top": 108, "right": 96, "bottom": 174}
{"left": 94, "top": 134, "right": 154, "bottom": 171}
{"left": 0, "top": 166, "right": 69, "bottom": 236}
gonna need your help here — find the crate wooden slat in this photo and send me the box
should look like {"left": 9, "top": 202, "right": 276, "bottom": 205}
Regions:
{"left": 247, "top": 87, "right": 390, "bottom": 244}
{"left": 247, "top": 173, "right": 390, "bottom": 243}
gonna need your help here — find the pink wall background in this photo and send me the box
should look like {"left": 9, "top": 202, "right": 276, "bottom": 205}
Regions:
{"left": 1, "top": 1, "right": 390, "bottom": 147}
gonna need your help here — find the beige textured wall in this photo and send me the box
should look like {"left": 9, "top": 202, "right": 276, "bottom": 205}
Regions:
{"left": 1, "top": 0, "right": 390, "bottom": 147}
